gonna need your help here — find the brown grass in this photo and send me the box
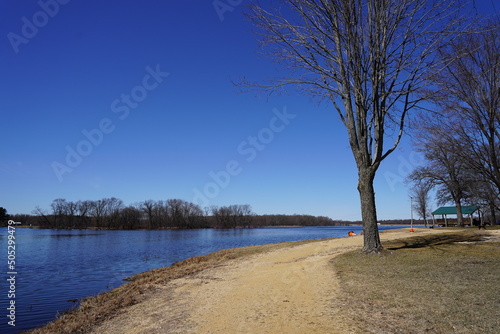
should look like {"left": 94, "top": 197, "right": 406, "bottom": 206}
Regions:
{"left": 332, "top": 228, "right": 500, "bottom": 334}
{"left": 25, "top": 238, "right": 326, "bottom": 334}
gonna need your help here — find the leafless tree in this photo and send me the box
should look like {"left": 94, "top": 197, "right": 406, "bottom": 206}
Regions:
{"left": 141, "top": 199, "right": 156, "bottom": 229}
{"left": 32, "top": 206, "right": 52, "bottom": 227}
{"left": 409, "top": 115, "right": 471, "bottom": 226}
{"left": 407, "top": 179, "right": 433, "bottom": 227}
{"left": 166, "top": 199, "right": 184, "bottom": 227}
{"left": 76, "top": 200, "right": 91, "bottom": 228}
{"left": 182, "top": 201, "right": 204, "bottom": 228}
{"left": 88, "top": 199, "right": 113, "bottom": 228}
{"left": 103, "top": 197, "right": 124, "bottom": 228}
{"left": 119, "top": 205, "right": 142, "bottom": 229}
{"left": 50, "top": 198, "right": 67, "bottom": 226}
{"left": 236, "top": 204, "right": 255, "bottom": 227}
{"left": 464, "top": 177, "right": 499, "bottom": 225}
{"left": 166, "top": 199, "right": 204, "bottom": 228}
{"left": 210, "top": 204, "right": 253, "bottom": 228}
{"left": 424, "top": 19, "right": 500, "bottom": 195}
{"left": 246, "top": 0, "right": 469, "bottom": 252}
{"left": 153, "top": 200, "right": 168, "bottom": 228}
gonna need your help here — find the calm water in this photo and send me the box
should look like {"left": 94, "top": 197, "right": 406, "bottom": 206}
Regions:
{"left": 0, "top": 225, "right": 407, "bottom": 333}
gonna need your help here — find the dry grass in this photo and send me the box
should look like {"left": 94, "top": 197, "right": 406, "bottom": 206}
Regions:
{"left": 25, "top": 238, "right": 325, "bottom": 334}
{"left": 332, "top": 228, "right": 500, "bottom": 334}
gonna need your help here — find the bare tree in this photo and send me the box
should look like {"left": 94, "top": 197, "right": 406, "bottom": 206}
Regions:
{"left": 181, "top": 201, "right": 204, "bottom": 228}
{"left": 409, "top": 116, "right": 471, "bottom": 226}
{"left": 407, "top": 178, "right": 433, "bottom": 227}
{"left": 89, "top": 199, "right": 107, "bottom": 227}
{"left": 211, "top": 205, "right": 236, "bottom": 228}
{"left": 165, "top": 199, "right": 203, "bottom": 228}
{"left": 141, "top": 199, "right": 156, "bottom": 229}
{"left": 32, "top": 206, "right": 52, "bottom": 227}
{"left": 464, "top": 177, "right": 499, "bottom": 225}
{"left": 153, "top": 200, "right": 168, "bottom": 228}
{"left": 236, "top": 204, "right": 255, "bottom": 227}
{"left": 246, "top": 0, "right": 469, "bottom": 252}
{"left": 119, "top": 205, "right": 142, "bottom": 229}
{"left": 103, "top": 197, "right": 124, "bottom": 228}
{"left": 76, "top": 200, "right": 91, "bottom": 228}
{"left": 50, "top": 198, "right": 67, "bottom": 226}
{"left": 424, "top": 19, "right": 500, "bottom": 195}
{"left": 65, "top": 200, "right": 78, "bottom": 227}
{"left": 211, "top": 204, "right": 255, "bottom": 228}
{"left": 166, "top": 199, "right": 184, "bottom": 227}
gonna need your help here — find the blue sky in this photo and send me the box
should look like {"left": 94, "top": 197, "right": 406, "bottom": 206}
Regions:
{"left": 1, "top": 1, "right": 497, "bottom": 220}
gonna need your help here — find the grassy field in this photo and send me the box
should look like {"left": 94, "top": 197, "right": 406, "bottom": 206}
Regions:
{"left": 332, "top": 228, "right": 500, "bottom": 333}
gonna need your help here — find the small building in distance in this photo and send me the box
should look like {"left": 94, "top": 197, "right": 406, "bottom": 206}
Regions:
{"left": 431, "top": 206, "right": 479, "bottom": 227}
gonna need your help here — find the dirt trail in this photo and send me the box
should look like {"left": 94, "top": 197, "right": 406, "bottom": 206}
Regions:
{"left": 183, "top": 238, "right": 355, "bottom": 334}
{"left": 90, "top": 228, "right": 467, "bottom": 334}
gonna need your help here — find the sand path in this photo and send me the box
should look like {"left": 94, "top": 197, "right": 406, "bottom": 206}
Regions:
{"left": 90, "top": 228, "right": 474, "bottom": 334}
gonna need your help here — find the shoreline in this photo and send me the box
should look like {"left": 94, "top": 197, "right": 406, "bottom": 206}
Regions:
{"left": 27, "top": 238, "right": 331, "bottom": 334}
{"left": 27, "top": 227, "right": 488, "bottom": 334}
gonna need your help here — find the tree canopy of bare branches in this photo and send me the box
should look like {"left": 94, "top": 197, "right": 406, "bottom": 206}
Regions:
{"left": 425, "top": 18, "right": 500, "bottom": 194}
{"left": 246, "top": 0, "right": 469, "bottom": 252}
{"left": 410, "top": 18, "right": 500, "bottom": 224}
{"left": 407, "top": 178, "right": 433, "bottom": 226}
{"left": 409, "top": 113, "right": 473, "bottom": 226}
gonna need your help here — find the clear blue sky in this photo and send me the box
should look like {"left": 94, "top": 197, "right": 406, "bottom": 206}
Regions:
{"left": 1, "top": 1, "right": 497, "bottom": 220}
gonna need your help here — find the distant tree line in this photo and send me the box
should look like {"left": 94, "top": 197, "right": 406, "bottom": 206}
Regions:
{"left": 1, "top": 199, "right": 422, "bottom": 229}
{"left": 2, "top": 198, "right": 363, "bottom": 229}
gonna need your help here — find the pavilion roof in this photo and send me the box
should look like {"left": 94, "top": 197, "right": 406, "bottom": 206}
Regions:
{"left": 431, "top": 206, "right": 479, "bottom": 215}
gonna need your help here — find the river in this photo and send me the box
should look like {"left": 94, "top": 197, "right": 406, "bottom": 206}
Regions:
{"left": 0, "top": 225, "right": 408, "bottom": 333}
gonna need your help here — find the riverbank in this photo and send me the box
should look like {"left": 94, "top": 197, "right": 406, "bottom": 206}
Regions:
{"left": 27, "top": 227, "right": 499, "bottom": 333}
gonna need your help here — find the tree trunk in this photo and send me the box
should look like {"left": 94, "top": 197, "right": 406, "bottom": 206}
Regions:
{"left": 358, "top": 168, "right": 383, "bottom": 253}
{"left": 489, "top": 203, "right": 496, "bottom": 226}
{"left": 455, "top": 200, "right": 464, "bottom": 227}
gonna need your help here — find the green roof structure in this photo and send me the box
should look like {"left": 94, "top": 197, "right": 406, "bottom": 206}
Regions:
{"left": 432, "top": 206, "right": 479, "bottom": 216}
{"left": 431, "top": 206, "right": 480, "bottom": 227}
